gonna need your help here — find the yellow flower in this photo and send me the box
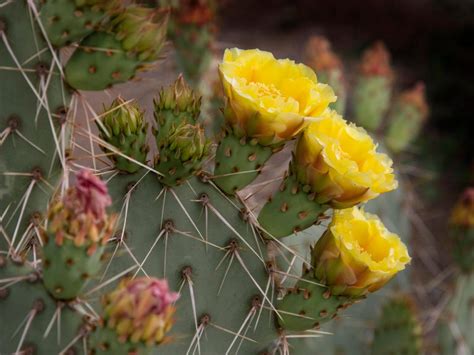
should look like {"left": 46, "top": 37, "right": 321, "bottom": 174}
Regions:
{"left": 218, "top": 48, "right": 336, "bottom": 146}
{"left": 312, "top": 207, "right": 410, "bottom": 297}
{"left": 294, "top": 109, "right": 397, "bottom": 208}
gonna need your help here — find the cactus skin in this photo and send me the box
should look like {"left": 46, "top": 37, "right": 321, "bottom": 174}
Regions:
{"left": 277, "top": 271, "right": 353, "bottom": 331}
{"left": 65, "top": 31, "right": 141, "bottom": 90}
{"left": 98, "top": 98, "right": 149, "bottom": 174}
{"left": 371, "top": 297, "right": 422, "bottom": 355}
{"left": 0, "top": 257, "right": 84, "bottom": 354}
{"left": 258, "top": 171, "right": 328, "bottom": 238}
{"left": 65, "top": 6, "right": 168, "bottom": 90}
{"left": 42, "top": 239, "right": 106, "bottom": 299}
{"left": 213, "top": 131, "right": 274, "bottom": 195}
{"left": 353, "top": 42, "right": 393, "bottom": 132}
{"left": 385, "top": 83, "right": 429, "bottom": 153}
{"left": 40, "top": 0, "right": 120, "bottom": 47}
{"left": 88, "top": 327, "right": 149, "bottom": 355}
{"left": 0, "top": 0, "right": 70, "bottom": 253}
{"left": 103, "top": 171, "right": 280, "bottom": 353}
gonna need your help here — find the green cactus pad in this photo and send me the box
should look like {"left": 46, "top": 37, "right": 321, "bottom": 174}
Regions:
{"left": 277, "top": 271, "right": 352, "bottom": 331}
{"left": 371, "top": 298, "right": 422, "bottom": 355}
{"left": 0, "top": 0, "right": 71, "bottom": 251}
{"left": 88, "top": 326, "right": 148, "bottom": 355}
{"left": 385, "top": 102, "right": 425, "bottom": 153}
{"left": 65, "top": 31, "right": 139, "bottom": 90}
{"left": 40, "top": 0, "right": 115, "bottom": 47}
{"left": 103, "top": 171, "right": 279, "bottom": 353}
{"left": 0, "top": 257, "right": 84, "bottom": 354}
{"left": 258, "top": 172, "right": 328, "bottom": 239}
{"left": 353, "top": 76, "right": 392, "bottom": 132}
{"left": 214, "top": 132, "right": 273, "bottom": 195}
{"left": 42, "top": 238, "right": 105, "bottom": 300}
{"left": 155, "top": 153, "right": 202, "bottom": 186}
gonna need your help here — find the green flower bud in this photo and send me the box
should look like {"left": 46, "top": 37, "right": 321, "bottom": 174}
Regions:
{"left": 110, "top": 6, "right": 169, "bottom": 62}
{"left": 98, "top": 97, "right": 149, "bottom": 173}
{"left": 166, "top": 122, "right": 209, "bottom": 163}
{"left": 155, "top": 122, "right": 210, "bottom": 186}
{"left": 153, "top": 76, "right": 202, "bottom": 151}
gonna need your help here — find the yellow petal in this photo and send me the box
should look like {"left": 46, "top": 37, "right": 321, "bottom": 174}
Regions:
{"left": 219, "top": 48, "right": 336, "bottom": 145}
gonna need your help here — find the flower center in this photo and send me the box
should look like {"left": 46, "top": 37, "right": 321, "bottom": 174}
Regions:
{"left": 248, "top": 81, "right": 283, "bottom": 99}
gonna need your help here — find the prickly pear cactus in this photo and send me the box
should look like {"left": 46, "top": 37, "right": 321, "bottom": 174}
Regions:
{"left": 40, "top": 0, "right": 121, "bottom": 47}
{"left": 166, "top": 0, "right": 216, "bottom": 87}
{"left": 0, "top": 0, "right": 71, "bottom": 255}
{"left": 64, "top": 6, "right": 168, "bottom": 90}
{"left": 371, "top": 297, "right": 423, "bottom": 355}
{"left": 1, "top": 3, "right": 414, "bottom": 354}
{"left": 439, "top": 273, "right": 474, "bottom": 355}
{"left": 352, "top": 41, "right": 393, "bottom": 132}
{"left": 304, "top": 37, "right": 429, "bottom": 154}
{"left": 439, "top": 188, "right": 474, "bottom": 355}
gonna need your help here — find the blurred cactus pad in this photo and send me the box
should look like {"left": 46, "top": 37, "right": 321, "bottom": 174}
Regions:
{"left": 0, "top": 2, "right": 419, "bottom": 355}
{"left": 303, "top": 36, "right": 429, "bottom": 155}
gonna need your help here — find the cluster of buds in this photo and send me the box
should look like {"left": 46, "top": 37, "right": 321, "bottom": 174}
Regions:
{"left": 110, "top": 6, "right": 169, "bottom": 62}
{"left": 102, "top": 97, "right": 145, "bottom": 139}
{"left": 103, "top": 277, "right": 179, "bottom": 345}
{"left": 154, "top": 75, "right": 201, "bottom": 123}
{"left": 166, "top": 122, "right": 209, "bottom": 163}
{"left": 47, "top": 170, "right": 116, "bottom": 254}
{"left": 155, "top": 121, "right": 209, "bottom": 185}
{"left": 98, "top": 97, "right": 149, "bottom": 173}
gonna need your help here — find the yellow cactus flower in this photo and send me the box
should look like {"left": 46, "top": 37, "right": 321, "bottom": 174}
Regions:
{"left": 294, "top": 109, "right": 397, "bottom": 208}
{"left": 312, "top": 207, "right": 410, "bottom": 297}
{"left": 218, "top": 48, "right": 336, "bottom": 146}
